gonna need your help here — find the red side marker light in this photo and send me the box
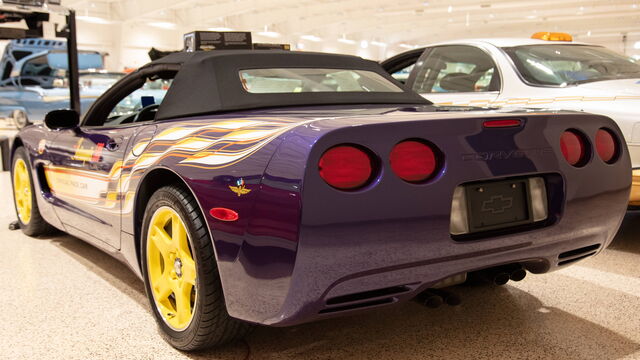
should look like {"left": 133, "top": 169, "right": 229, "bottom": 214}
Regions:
{"left": 210, "top": 208, "right": 239, "bottom": 222}
{"left": 483, "top": 119, "right": 521, "bottom": 128}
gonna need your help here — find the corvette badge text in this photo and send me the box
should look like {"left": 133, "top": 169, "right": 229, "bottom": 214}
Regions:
{"left": 462, "top": 147, "right": 554, "bottom": 161}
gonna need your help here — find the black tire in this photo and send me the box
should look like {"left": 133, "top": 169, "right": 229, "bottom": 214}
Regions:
{"left": 141, "top": 185, "right": 252, "bottom": 351}
{"left": 11, "top": 146, "right": 56, "bottom": 236}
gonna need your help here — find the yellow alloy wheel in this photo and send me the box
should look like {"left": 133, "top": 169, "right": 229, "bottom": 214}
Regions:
{"left": 13, "top": 158, "right": 32, "bottom": 225}
{"left": 147, "top": 207, "right": 197, "bottom": 330}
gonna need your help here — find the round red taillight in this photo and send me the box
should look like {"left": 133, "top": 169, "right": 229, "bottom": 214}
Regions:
{"left": 390, "top": 140, "right": 440, "bottom": 182}
{"left": 595, "top": 128, "right": 618, "bottom": 164}
{"left": 560, "top": 130, "right": 587, "bottom": 166}
{"left": 318, "top": 145, "right": 374, "bottom": 190}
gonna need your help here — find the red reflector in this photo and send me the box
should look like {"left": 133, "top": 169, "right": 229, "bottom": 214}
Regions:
{"left": 390, "top": 140, "right": 438, "bottom": 182}
{"left": 560, "top": 130, "right": 586, "bottom": 166}
{"left": 318, "top": 145, "right": 373, "bottom": 190}
{"left": 483, "top": 119, "right": 521, "bottom": 128}
{"left": 595, "top": 128, "right": 618, "bottom": 164}
{"left": 210, "top": 208, "right": 239, "bottom": 222}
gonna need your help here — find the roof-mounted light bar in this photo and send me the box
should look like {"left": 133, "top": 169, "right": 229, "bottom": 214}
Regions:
{"left": 531, "top": 32, "right": 573, "bottom": 42}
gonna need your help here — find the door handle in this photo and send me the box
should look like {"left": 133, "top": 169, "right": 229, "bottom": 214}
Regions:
{"left": 105, "top": 137, "right": 122, "bottom": 151}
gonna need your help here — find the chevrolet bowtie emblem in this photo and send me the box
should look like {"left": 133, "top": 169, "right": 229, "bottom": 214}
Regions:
{"left": 481, "top": 195, "right": 513, "bottom": 214}
{"left": 229, "top": 178, "right": 251, "bottom": 197}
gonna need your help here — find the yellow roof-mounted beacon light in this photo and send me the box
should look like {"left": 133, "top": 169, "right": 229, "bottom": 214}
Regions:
{"left": 531, "top": 32, "right": 573, "bottom": 42}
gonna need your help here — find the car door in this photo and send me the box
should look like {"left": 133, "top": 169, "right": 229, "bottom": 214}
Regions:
{"left": 405, "top": 45, "right": 501, "bottom": 107}
{"left": 45, "top": 64, "right": 177, "bottom": 249}
{"left": 45, "top": 122, "right": 136, "bottom": 248}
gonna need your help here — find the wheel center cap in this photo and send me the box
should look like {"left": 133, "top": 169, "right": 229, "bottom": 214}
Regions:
{"left": 174, "top": 258, "right": 183, "bottom": 278}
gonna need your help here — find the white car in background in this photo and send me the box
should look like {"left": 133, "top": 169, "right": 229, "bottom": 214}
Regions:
{"left": 383, "top": 32, "right": 640, "bottom": 204}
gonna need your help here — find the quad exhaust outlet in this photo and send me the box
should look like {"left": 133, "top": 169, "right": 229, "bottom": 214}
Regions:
{"left": 416, "top": 288, "right": 461, "bottom": 308}
{"left": 473, "top": 264, "right": 527, "bottom": 285}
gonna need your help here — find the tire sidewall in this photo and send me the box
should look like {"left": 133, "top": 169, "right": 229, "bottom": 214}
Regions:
{"left": 140, "top": 187, "right": 209, "bottom": 347}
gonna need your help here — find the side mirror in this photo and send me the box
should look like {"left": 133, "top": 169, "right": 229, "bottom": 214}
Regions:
{"left": 44, "top": 109, "right": 79, "bottom": 130}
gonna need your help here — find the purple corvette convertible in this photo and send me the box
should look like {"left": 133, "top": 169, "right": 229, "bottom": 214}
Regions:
{"left": 10, "top": 49, "right": 630, "bottom": 350}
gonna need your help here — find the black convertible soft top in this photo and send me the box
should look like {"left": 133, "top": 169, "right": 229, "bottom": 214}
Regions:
{"left": 149, "top": 50, "right": 430, "bottom": 120}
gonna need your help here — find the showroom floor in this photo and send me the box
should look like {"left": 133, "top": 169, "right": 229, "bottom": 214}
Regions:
{"left": 1, "top": 170, "right": 639, "bottom": 360}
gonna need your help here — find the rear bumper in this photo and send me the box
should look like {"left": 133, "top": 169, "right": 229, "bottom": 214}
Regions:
{"left": 220, "top": 176, "right": 628, "bottom": 327}
{"left": 278, "top": 237, "right": 602, "bottom": 326}
{"left": 260, "top": 189, "right": 624, "bottom": 327}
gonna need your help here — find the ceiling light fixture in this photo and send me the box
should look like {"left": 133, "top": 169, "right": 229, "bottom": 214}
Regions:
{"left": 77, "top": 15, "right": 111, "bottom": 24}
{"left": 338, "top": 36, "right": 356, "bottom": 45}
{"left": 399, "top": 43, "right": 415, "bottom": 49}
{"left": 371, "top": 41, "right": 387, "bottom": 47}
{"left": 447, "top": 5, "right": 453, "bottom": 13}
{"left": 257, "top": 31, "right": 281, "bottom": 38}
{"left": 360, "top": 40, "right": 368, "bottom": 48}
{"left": 258, "top": 25, "right": 281, "bottom": 38}
{"left": 301, "top": 35, "right": 322, "bottom": 42}
{"left": 148, "top": 21, "right": 176, "bottom": 29}
{"left": 208, "top": 27, "right": 234, "bottom": 31}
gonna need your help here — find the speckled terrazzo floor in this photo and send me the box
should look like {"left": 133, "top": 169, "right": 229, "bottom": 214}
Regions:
{"left": 1, "top": 171, "right": 639, "bottom": 360}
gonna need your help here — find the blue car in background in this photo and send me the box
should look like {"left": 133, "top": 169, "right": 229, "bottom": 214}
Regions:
{"left": 0, "top": 38, "right": 123, "bottom": 128}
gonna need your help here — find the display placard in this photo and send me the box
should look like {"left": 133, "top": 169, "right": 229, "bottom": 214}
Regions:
{"left": 183, "top": 31, "right": 252, "bottom": 51}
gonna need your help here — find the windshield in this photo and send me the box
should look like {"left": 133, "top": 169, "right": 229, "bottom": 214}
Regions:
{"left": 239, "top": 68, "right": 402, "bottom": 93}
{"left": 108, "top": 78, "right": 172, "bottom": 119}
{"left": 502, "top": 44, "right": 640, "bottom": 86}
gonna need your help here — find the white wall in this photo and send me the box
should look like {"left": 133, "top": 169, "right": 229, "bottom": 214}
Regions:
{"left": 74, "top": 21, "right": 183, "bottom": 71}
{"left": 5, "top": 4, "right": 640, "bottom": 69}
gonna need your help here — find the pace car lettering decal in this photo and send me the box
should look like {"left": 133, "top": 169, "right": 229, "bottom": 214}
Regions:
{"left": 44, "top": 117, "right": 316, "bottom": 214}
{"left": 434, "top": 95, "right": 640, "bottom": 107}
{"left": 44, "top": 162, "right": 123, "bottom": 210}
{"left": 229, "top": 178, "right": 251, "bottom": 197}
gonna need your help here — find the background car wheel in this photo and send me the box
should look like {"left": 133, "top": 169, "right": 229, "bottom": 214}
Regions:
{"left": 11, "top": 147, "right": 56, "bottom": 236}
{"left": 141, "top": 185, "right": 252, "bottom": 351}
{"left": 12, "top": 109, "right": 29, "bottom": 129}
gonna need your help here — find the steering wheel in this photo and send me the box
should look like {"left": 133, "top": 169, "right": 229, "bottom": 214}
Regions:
{"left": 133, "top": 104, "right": 160, "bottom": 123}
